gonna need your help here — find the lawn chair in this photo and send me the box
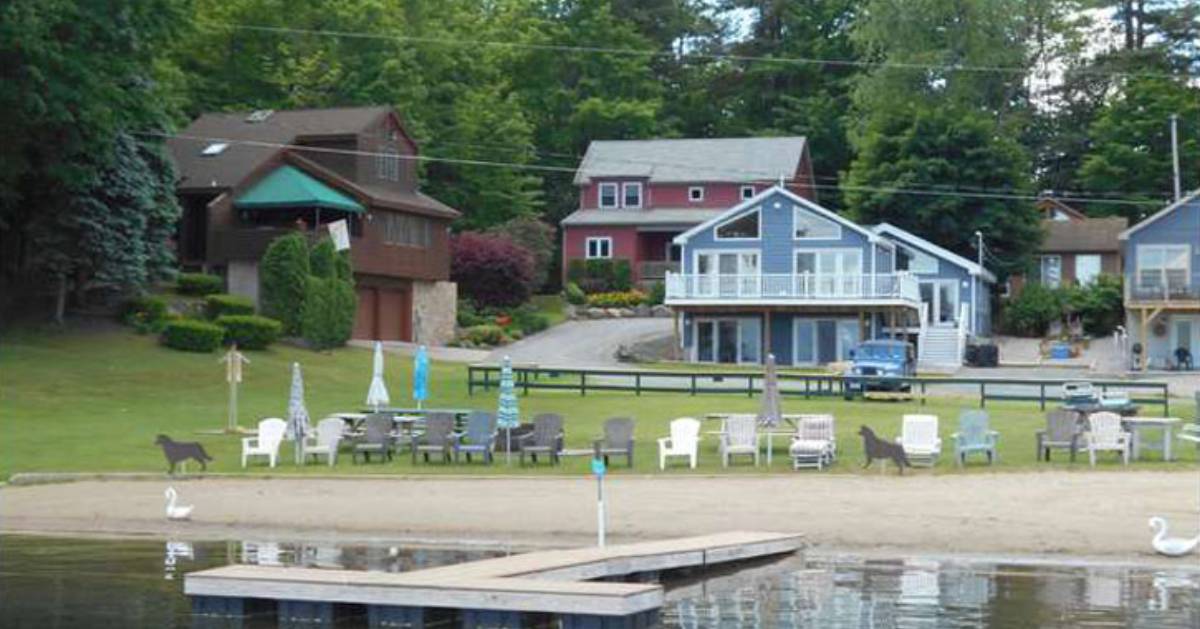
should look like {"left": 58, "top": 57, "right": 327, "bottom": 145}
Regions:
{"left": 789, "top": 414, "right": 835, "bottom": 470}
{"left": 896, "top": 414, "right": 941, "bottom": 467}
{"left": 520, "top": 414, "right": 564, "bottom": 465}
{"left": 354, "top": 414, "right": 395, "bottom": 464}
{"left": 720, "top": 414, "right": 760, "bottom": 467}
{"left": 411, "top": 413, "right": 455, "bottom": 464}
{"left": 241, "top": 418, "right": 287, "bottom": 468}
{"left": 304, "top": 417, "right": 344, "bottom": 466}
{"left": 1036, "top": 409, "right": 1080, "bottom": 462}
{"left": 951, "top": 410, "right": 998, "bottom": 466}
{"left": 454, "top": 411, "right": 497, "bottom": 464}
{"left": 658, "top": 418, "right": 700, "bottom": 470}
{"left": 1083, "top": 411, "right": 1131, "bottom": 466}
{"left": 594, "top": 417, "right": 635, "bottom": 467}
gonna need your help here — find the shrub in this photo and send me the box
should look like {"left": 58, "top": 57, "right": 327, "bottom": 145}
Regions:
{"left": 461, "top": 324, "right": 506, "bottom": 346}
{"left": 205, "top": 293, "right": 255, "bottom": 319}
{"left": 487, "top": 216, "right": 556, "bottom": 291}
{"left": 456, "top": 299, "right": 488, "bottom": 327}
{"left": 567, "top": 259, "right": 633, "bottom": 293}
{"left": 1002, "top": 283, "right": 1063, "bottom": 337}
{"left": 451, "top": 232, "right": 536, "bottom": 308}
{"left": 646, "top": 281, "right": 666, "bottom": 306}
{"left": 162, "top": 319, "right": 225, "bottom": 352}
{"left": 563, "top": 282, "right": 587, "bottom": 305}
{"left": 309, "top": 238, "right": 338, "bottom": 279}
{"left": 509, "top": 303, "right": 550, "bottom": 335}
{"left": 587, "top": 290, "right": 647, "bottom": 308}
{"left": 1065, "top": 274, "right": 1124, "bottom": 336}
{"left": 215, "top": 315, "right": 282, "bottom": 350}
{"left": 176, "top": 273, "right": 223, "bottom": 296}
{"left": 120, "top": 295, "right": 169, "bottom": 334}
{"left": 260, "top": 233, "right": 310, "bottom": 335}
{"left": 301, "top": 276, "right": 356, "bottom": 350}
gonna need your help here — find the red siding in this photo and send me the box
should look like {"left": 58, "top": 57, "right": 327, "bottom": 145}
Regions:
{"left": 562, "top": 226, "right": 640, "bottom": 280}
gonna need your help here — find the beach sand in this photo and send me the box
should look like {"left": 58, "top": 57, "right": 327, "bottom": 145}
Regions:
{"left": 3, "top": 471, "right": 1198, "bottom": 561}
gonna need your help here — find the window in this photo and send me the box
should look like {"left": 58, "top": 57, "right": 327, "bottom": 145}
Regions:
{"left": 1075, "top": 254, "right": 1102, "bottom": 285}
{"left": 586, "top": 236, "right": 612, "bottom": 259}
{"left": 201, "top": 143, "right": 228, "bottom": 156}
{"left": 895, "top": 245, "right": 938, "bottom": 274}
{"left": 376, "top": 148, "right": 400, "bottom": 181}
{"left": 1038, "top": 255, "right": 1062, "bottom": 288}
{"left": 793, "top": 208, "right": 841, "bottom": 239}
{"left": 1136, "top": 244, "right": 1190, "bottom": 291}
{"left": 715, "top": 209, "right": 760, "bottom": 240}
{"left": 687, "top": 186, "right": 705, "bottom": 202}
{"left": 598, "top": 183, "right": 619, "bottom": 209}
{"left": 381, "top": 213, "right": 431, "bottom": 247}
{"left": 622, "top": 182, "right": 643, "bottom": 208}
{"left": 740, "top": 185, "right": 756, "bottom": 200}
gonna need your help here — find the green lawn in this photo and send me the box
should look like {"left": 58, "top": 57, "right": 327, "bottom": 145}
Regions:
{"left": 530, "top": 294, "right": 567, "bottom": 327}
{"left": 1, "top": 328, "right": 1195, "bottom": 479}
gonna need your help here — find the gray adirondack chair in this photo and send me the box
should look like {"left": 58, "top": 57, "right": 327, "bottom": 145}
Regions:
{"left": 353, "top": 414, "right": 394, "bottom": 464}
{"left": 1036, "top": 409, "right": 1080, "bottom": 462}
{"left": 520, "top": 414, "right": 564, "bottom": 465}
{"left": 720, "top": 414, "right": 759, "bottom": 467}
{"left": 594, "top": 417, "right": 635, "bottom": 467}
{"left": 951, "top": 410, "right": 999, "bottom": 466}
{"left": 411, "top": 413, "right": 455, "bottom": 464}
{"left": 454, "top": 411, "right": 497, "bottom": 464}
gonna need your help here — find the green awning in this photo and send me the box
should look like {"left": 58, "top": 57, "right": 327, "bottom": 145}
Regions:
{"left": 234, "top": 165, "right": 364, "bottom": 213}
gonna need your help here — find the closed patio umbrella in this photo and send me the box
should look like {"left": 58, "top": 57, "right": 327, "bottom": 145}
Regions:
{"left": 758, "top": 353, "right": 782, "bottom": 428}
{"left": 413, "top": 345, "right": 429, "bottom": 410}
{"left": 287, "top": 362, "right": 312, "bottom": 465}
{"left": 497, "top": 356, "right": 520, "bottom": 464}
{"left": 366, "top": 341, "right": 390, "bottom": 411}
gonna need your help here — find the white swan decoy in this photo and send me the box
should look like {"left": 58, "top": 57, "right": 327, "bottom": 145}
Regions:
{"left": 1148, "top": 517, "right": 1200, "bottom": 557}
{"left": 164, "top": 487, "right": 194, "bottom": 521}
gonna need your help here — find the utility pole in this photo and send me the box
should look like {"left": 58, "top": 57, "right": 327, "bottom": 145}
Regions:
{"left": 1171, "top": 114, "right": 1182, "bottom": 201}
{"left": 973, "top": 231, "right": 983, "bottom": 336}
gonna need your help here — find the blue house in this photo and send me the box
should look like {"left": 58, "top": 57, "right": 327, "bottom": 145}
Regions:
{"left": 665, "top": 186, "right": 993, "bottom": 369}
{"left": 1119, "top": 189, "right": 1200, "bottom": 370}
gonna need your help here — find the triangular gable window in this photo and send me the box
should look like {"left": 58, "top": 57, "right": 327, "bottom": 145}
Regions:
{"left": 715, "top": 209, "right": 760, "bottom": 240}
{"left": 793, "top": 207, "right": 840, "bottom": 239}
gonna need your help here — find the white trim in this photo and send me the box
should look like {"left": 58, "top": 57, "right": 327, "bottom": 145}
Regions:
{"left": 621, "top": 182, "right": 643, "bottom": 209}
{"left": 1134, "top": 243, "right": 1191, "bottom": 289}
{"left": 674, "top": 185, "right": 887, "bottom": 246}
{"left": 713, "top": 207, "right": 761, "bottom": 241}
{"left": 691, "top": 249, "right": 761, "bottom": 276}
{"left": 791, "top": 248, "right": 863, "bottom": 275}
{"left": 585, "top": 236, "right": 613, "bottom": 259}
{"left": 688, "top": 186, "right": 705, "bottom": 202}
{"left": 740, "top": 185, "right": 756, "bottom": 200}
{"left": 792, "top": 206, "right": 843, "bottom": 240}
{"left": 792, "top": 317, "right": 860, "bottom": 365}
{"left": 871, "top": 223, "right": 996, "bottom": 283}
{"left": 1038, "top": 254, "right": 1063, "bottom": 288}
{"left": 692, "top": 316, "right": 762, "bottom": 364}
{"left": 919, "top": 279, "right": 961, "bottom": 327}
{"left": 1119, "top": 188, "right": 1200, "bottom": 239}
{"left": 667, "top": 298, "right": 919, "bottom": 307}
{"left": 597, "top": 183, "right": 619, "bottom": 209}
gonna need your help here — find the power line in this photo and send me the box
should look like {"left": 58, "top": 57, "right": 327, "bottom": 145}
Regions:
{"left": 197, "top": 21, "right": 1193, "bottom": 82}
{"left": 147, "top": 131, "right": 1169, "bottom": 208}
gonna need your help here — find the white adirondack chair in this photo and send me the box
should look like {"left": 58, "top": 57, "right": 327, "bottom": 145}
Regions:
{"left": 720, "top": 414, "right": 760, "bottom": 467}
{"left": 658, "top": 418, "right": 700, "bottom": 470}
{"left": 242, "top": 418, "right": 287, "bottom": 468}
{"left": 303, "top": 417, "right": 345, "bottom": 466}
{"left": 789, "top": 414, "right": 836, "bottom": 470}
{"left": 1084, "top": 411, "right": 1131, "bottom": 466}
{"left": 897, "top": 414, "right": 942, "bottom": 467}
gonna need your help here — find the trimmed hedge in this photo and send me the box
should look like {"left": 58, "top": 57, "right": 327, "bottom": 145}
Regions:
{"left": 563, "top": 282, "right": 587, "bottom": 305}
{"left": 162, "top": 319, "right": 225, "bottom": 352}
{"left": 120, "top": 295, "right": 170, "bottom": 333}
{"left": 176, "top": 273, "right": 223, "bottom": 296}
{"left": 205, "top": 293, "right": 255, "bottom": 319}
{"left": 566, "top": 259, "right": 633, "bottom": 293}
{"left": 216, "top": 315, "right": 282, "bottom": 350}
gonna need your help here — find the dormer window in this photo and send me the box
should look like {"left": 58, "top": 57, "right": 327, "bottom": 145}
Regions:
{"left": 598, "top": 183, "right": 619, "bottom": 209}
{"left": 201, "top": 143, "right": 228, "bottom": 156}
{"left": 622, "top": 182, "right": 643, "bottom": 208}
{"left": 740, "top": 185, "right": 755, "bottom": 200}
{"left": 688, "top": 186, "right": 705, "bottom": 202}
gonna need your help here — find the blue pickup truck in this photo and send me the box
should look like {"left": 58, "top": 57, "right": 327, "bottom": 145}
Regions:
{"left": 842, "top": 339, "right": 916, "bottom": 397}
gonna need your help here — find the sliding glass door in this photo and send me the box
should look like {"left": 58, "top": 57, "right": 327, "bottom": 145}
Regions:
{"left": 795, "top": 249, "right": 863, "bottom": 297}
{"left": 695, "top": 317, "right": 762, "bottom": 364}
{"left": 695, "top": 251, "right": 760, "bottom": 297}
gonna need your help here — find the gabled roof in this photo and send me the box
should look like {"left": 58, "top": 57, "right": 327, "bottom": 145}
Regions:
{"left": 1036, "top": 197, "right": 1089, "bottom": 221}
{"left": 1041, "top": 217, "right": 1126, "bottom": 252}
{"left": 574, "top": 137, "right": 807, "bottom": 185}
{"left": 673, "top": 185, "right": 888, "bottom": 246}
{"left": 871, "top": 223, "right": 997, "bottom": 283}
{"left": 1119, "top": 188, "right": 1200, "bottom": 240}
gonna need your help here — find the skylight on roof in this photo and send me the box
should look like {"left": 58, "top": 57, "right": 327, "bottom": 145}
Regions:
{"left": 201, "top": 142, "right": 228, "bottom": 156}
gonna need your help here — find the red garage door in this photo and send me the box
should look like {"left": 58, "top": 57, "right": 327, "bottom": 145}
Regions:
{"left": 352, "top": 286, "right": 411, "bottom": 341}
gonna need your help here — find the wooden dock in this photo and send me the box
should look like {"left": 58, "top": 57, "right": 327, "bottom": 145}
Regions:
{"left": 186, "top": 531, "right": 803, "bottom": 627}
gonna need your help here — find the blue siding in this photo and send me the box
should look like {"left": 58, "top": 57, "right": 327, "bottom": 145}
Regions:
{"left": 1123, "top": 197, "right": 1200, "bottom": 291}
{"left": 879, "top": 232, "right": 994, "bottom": 336}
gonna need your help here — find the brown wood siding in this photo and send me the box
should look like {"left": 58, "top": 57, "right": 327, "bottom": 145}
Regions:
{"left": 356, "top": 113, "right": 418, "bottom": 193}
{"left": 352, "top": 209, "right": 450, "bottom": 281}
{"left": 295, "top": 138, "right": 357, "bottom": 181}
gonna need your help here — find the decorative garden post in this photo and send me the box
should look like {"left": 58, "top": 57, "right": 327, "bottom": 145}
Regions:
{"left": 220, "top": 344, "right": 250, "bottom": 433}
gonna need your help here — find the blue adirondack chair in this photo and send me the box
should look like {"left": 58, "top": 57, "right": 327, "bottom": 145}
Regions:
{"left": 951, "top": 410, "right": 999, "bottom": 466}
{"left": 454, "top": 411, "right": 497, "bottom": 464}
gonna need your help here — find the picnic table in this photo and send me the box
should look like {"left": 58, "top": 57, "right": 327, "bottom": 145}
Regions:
{"left": 1121, "top": 416, "right": 1182, "bottom": 462}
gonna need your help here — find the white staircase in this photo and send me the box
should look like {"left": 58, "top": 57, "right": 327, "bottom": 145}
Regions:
{"left": 918, "top": 327, "right": 962, "bottom": 371}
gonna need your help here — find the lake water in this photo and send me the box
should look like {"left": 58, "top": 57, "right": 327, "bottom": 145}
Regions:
{"left": 1, "top": 535, "right": 1197, "bottom": 628}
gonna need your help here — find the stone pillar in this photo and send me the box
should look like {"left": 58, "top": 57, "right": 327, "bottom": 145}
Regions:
{"left": 412, "top": 280, "right": 458, "bottom": 346}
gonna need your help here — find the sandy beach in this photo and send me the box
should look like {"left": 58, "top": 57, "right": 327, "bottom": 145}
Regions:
{"left": 3, "top": 471, "right": 1199, "bottom": 561}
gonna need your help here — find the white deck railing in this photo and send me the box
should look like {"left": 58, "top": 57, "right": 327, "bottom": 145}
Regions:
{"left": 664, "top": 272, "right": 920, "bottom": 303}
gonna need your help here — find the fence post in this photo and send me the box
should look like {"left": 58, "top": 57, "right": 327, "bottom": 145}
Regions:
{"left": 979, "top": 382, "right": 986, "bottom": 408}
{"left": 468, "top": 367, "right": 475, "bottom": 396}
{"left": 1039, "top": 383, "right": 1046, "bottom": 410}
{"left": 747, "top": 375, "right": 754, "bottom": 398}
{"left": 1163, "top": 384, "right": 1169, "bottom": 414}
{"left": 483, "top": 369, "right": 491, "bottom": 393}
{"left": 522, "top": 369, "right": 531, "bottom": 396}
{"left": 920, "top": 381, "right": 927, "bottom": 406}
{"left": 581, "top": 372, "right": 587, "bottom": 397}
{"left": 804, "top": 378, "right": 810, "bottom": 399}
{"left": 635, "top": 373, "right": 642, "bottom": 397}
{"left": 690, "top": 375, "right": 697, "bottom": 396}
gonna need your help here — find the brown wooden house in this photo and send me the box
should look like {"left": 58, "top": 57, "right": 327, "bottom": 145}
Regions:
{"left": 1007, "top": 198, "right": 1126, "bottom": 296}
{"left": 167, "top": 106, "right": 459, "bottom": 344}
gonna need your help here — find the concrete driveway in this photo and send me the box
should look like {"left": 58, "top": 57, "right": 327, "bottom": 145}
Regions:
{"left": 486, "top": 318, "right": 672, "bottom": 367}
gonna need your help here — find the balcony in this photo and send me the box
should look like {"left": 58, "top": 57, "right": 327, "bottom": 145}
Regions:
{"left": 639, "top": 261, "right": 680, "bottom": 281}
{"left": 1126, "top": 276, "right": 1200, "bottom": 308}
{"left": 664, "top": 272, "right": 921, "bottom": 306}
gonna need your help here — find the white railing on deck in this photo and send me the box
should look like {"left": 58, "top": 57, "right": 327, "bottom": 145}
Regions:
{"left": 664, "top": 272, "right": 919, "bottom": 303}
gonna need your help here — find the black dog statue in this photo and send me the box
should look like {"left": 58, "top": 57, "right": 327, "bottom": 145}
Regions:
{"left": 155, "top": 434, "right": 213, "bottom": 474}
{"left": 857, "top": 425, "right": 910, "bottom": 474}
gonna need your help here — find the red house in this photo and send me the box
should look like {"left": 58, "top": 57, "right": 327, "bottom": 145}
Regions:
{"left": 561, "top": 137, "right": 816, "bottom": 286}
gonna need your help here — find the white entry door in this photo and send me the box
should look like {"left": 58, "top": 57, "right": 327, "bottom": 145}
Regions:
{"left": 920, "top": 280, "right": 960, "bottom": 327}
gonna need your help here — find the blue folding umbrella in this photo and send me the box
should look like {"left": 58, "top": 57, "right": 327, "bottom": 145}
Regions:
{"left": 412, "top": 345, "right": 429, "bottom": 409}
{"left": 497, "top": 356, "right": 520, "bottom": 464}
